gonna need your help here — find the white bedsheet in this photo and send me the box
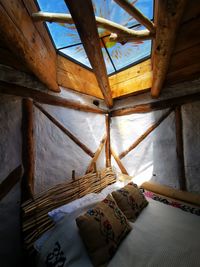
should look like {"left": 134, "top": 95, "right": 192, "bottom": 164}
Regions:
{"left": 37, "top": 198, "right": 200, "bottom": 267}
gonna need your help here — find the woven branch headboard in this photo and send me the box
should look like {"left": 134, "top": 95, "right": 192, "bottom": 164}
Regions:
{"left": 21, "top": 167, "right": 116, "bottom": 252}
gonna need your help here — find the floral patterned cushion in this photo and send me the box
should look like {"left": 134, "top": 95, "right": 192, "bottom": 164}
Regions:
{"left": 112, "top": 182, "right": 148, "bottom": 222}
{"left": 76, "top": 194, "right": 132, "bottom": 267}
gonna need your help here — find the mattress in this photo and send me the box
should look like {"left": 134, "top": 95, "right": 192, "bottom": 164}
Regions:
{"left": 36, "top": 198, "right": 200, "bottom": 267}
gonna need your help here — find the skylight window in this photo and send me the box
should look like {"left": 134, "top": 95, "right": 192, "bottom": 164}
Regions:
{"left": 36, "top": 0, "right": 153, "bottom": 75}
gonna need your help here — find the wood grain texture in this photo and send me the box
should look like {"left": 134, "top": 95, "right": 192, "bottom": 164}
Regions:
{"left": 57, "top": 55, "right": 103, "bottom": 99}
{"left": 22, "top": 99, "right": 35, "bottom": 201}
{"left": 34, "top": 103, "right": 95, "bottom": 158}
{"left": 0, "top": 165, "right": 23, "bottom": 201}
{"left": 175, "top": 107, "right": 186, "bottom": 191}
{"left": 0, "top": 0, "right": 59, "bottom": 92}
{"left": 151, "top": 0, "right": 187, "bottom": 97}
{"left": 65, "top": 0, "right": 113, "bottom": 107}
{"left": 0, "top": 81, "right": 107, "bottom": 114}
{"left": 119, "top": 109, "right": 173, "bottom": 159}
{"left": 105, "top": 114, "right": 111, "bottom": 167}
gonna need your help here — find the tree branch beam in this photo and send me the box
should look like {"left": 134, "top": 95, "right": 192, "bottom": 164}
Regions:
{"left": 111, "top": 148, "right": 128, "bottom": 175}
{"left": 32, "top": 12, "right": 153, "bottom": 42}
{"left": 114, "top": 0, "right": 155, "bottom": 33}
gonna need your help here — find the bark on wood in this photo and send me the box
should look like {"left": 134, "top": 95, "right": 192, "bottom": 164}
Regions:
{"left": 110, "top": 92, "right": 200, "bottom": 117}
{"left": 141, "top": 181, "right": 200, "bottom": 206}
{"left": 175, "top": 106, "right": 186, "bottom": 190}
{"left": 32, "top": 12, "right": 153, "bottom": 42}
{"left": 85, "top": 135, "right": 107, "bottom": 174}
{"left": 119, "top": 109, "right": 173, "bottom": 159}
{"left": 34, "top": 103, "right": 94, "bottom": 158}
{"left": 111, "top": 148, "right": 128, "bottom": 175}
{"left": 0, "top": 81, "right": 107, "bottom": 114}
{"left": 114, "top": 0, "right": 155, "bottom": 33}
{"left": 64, "top": 0, "right": 113, "bottom": 108}
{"left": 151, "top": 0, "right": 187, "bottom": 97}
{"left": 0, "top": 165, "right": 23, "bottom": 201}
{"left": 105, "top": 114, "right": 111, "bottom": 167}
{"left": 0, "top": 1, "right": 59, "bottom": 92}
{"left": 22, "top": 99, "right": 35, "bottom": 201}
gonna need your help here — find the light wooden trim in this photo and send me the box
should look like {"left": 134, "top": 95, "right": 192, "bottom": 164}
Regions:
{"left": 85, "top": 135, "right": 107, "bottom": 174}
{"left": 22, "top": 99, "right": 35, "bottom": 200}
{"left": 111, "top": 148, "right": 128, "bottom": 175}
{"left": 0, "top": 0, "right": 59, "bottom": 92}
{"left": 32, "top": 12, "right": 153, "bottom": 42}
{"left": 0, "top": 81, "right": 107, "bottom": 114}
{"left": 111, "top": 92, "right": 200, "bottom": 117}
{"left": 141, "top": 181, "right": 200, "bottom": 206}
{"left": 34, "top": 103, "right": 94, "bottom": 158}
{"left": 105, "top": 114, "right": 111, "bottom": 167}
{"left": 151, "top": 0, "right": 187, "bottom": 97}
{"left": 64, "top": 0, "right": 113, "bottom": 108}
{"left": 114, "top": 0, "right": 155, "bottom": 33}
{"left": 0, "top": 165, "right": 23, "bottom": 201}
{"left": 175, "top": 106, "right": 186, "bottom": 190}
{"left": 119, "top": 109, "right": 173, "bottom": 159}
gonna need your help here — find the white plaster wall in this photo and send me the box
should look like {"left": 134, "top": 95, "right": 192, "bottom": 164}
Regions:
{"left": 34, "top": 104, "right": 106, "bottom": 193}
{"left": 182, "top": 102, "right": 200, "bottom": 193}
{"left": 0, "top": 95, "right": 22, "bottom": 267}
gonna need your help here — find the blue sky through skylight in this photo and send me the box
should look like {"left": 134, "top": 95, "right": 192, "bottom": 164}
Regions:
{"left": 37, "top": 0, "right": 153, "bottom": 75}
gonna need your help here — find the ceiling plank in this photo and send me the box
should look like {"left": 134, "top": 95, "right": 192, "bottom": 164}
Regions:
{"left": 151, "top": 0, "right": 187, "bottom": 98}
{"left": 114, "top": 0, "right": 155, "bottom": 33}
{"left": 64, "top": 0, "right": 113, "bottom": 108}
{"left": 0, "top": 0, "right": 59, "bottom": 92}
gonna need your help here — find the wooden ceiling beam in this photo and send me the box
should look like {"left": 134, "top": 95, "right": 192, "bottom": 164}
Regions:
{"left": 114, "top": 0, "right": 155, "bottom": 33}
{"left": 151, "top": 0, "right": 187, "bottom": 97}
{"left": 65, "top": 0, "right": 113, "bottom": 108}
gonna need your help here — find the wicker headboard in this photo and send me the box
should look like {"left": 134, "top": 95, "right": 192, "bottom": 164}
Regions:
{"left": 21, "top": 167, "right": 116, "bottom": 252}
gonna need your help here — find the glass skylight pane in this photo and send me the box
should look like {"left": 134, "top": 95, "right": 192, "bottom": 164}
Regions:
{"left": 37, "top": 0, "right": 81, "bottom": 48}
{"left": 100, "top": 42, "right": 116, "bottom": 74}
{"left": 59, "top": 45, "right": 92, "bottom": 69}
{"left": 130, "top": 0, "right": 154, "bottom": 21}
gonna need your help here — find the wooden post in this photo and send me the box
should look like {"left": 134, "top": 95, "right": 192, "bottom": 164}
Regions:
{"left": 175, "top": 106, "right": 186, "bottom": 190}
{"left": 111, "top": 148, "right": 128, "bottom": 175}
{"left": 72, "top": 170, "right": 75, "bottom": 181}
{"left": 105, "top": 114, "right": 111, "bottom": 167}
{"left": 21, "top": 98, "right": 35, "bottom": 201}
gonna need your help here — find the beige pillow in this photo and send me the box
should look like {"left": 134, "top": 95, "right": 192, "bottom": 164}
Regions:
{"left": 112, "top": 182, "right": 148, "bottom": 222}
{"left": 76, "top": 194, "right": 132, "bottom": 267}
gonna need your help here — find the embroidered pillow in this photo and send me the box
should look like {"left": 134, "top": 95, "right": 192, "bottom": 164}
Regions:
{"left": 112, "top": 182, "right": 148, "bottom": 222}
{"left": 76, "top": 194, "right": 132, "bottom": 267}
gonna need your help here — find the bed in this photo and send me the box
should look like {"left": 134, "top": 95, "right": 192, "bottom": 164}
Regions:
{"left": 35, "top": 184, "right": 200, "bottom": 267}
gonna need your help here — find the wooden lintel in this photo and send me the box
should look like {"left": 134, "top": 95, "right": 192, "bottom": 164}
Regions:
{"left": 151, "top": 0, "right": 187, "bottom": 97}
{"left": 0, "top": 0, "right": 59, "bottom": 92}
{"left": 105, "top": 114, "right": 111, "bottom": 167}
{"left": 175, "top": 106, "right": 186, "bottom": 191}
{"left": 110, "top": 92, "right": 200, "bottom": 117}
{"left": 85, "top": 135, "right": 107, "bottom": 174}
{"left": 0, "top": 165, "right": 23, "bottom": 201}
{"left": 119, "top": 109, "right": 173, "bottom": 159}
{"left": 114, "top": 0, "right": 155, "bottom": 33}
{"left": 141, "top": 181, "right": 200, "bottom": 206}
{"left": 0, "top": 81, "right": 107, "bottom": 114}
{"left": 34, "top": 103, "right": 95, "bottom": 158}
{"left": 65, "top": 0, "right": 113, "bottom": 108}
{"left": 22, "top": 99, "right": 35, "bottom": 201}
{"left": 111, "top": 148, "right": 128, "bottom": 175}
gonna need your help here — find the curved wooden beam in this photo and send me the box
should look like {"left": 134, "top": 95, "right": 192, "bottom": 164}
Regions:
{"left": 32, "top": 12, "right": 152, "bottom": 42}
{"left": 114, "top": 0, "right": 155, "bottom": 33}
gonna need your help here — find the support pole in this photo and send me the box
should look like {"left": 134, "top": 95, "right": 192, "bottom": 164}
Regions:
{"left": 105, "top": 114, "right": 111, "bottom": 167}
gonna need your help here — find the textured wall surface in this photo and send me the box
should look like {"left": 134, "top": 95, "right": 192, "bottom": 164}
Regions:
{"left": 0, "top": 96, "right": 22, "bottom": 267}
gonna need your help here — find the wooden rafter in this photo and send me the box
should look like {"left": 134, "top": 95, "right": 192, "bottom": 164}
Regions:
{"left": 34, "top": 103, "right": 95, "bottom": 158}
{"left": 105, "top": 114, "right": 111, "bottom": 167}
{"left": 85, "top": 135, "right": 107, "bottom": 174}
{"left": 64, "top": 0, "right": 113, "bottom": 108}
{"left": 111, "top": 148, "right": 128, "bottom": 175}
{"left": 119, "top": 109, "right": 173, "bottom": 159}
{"left": 0, "top": 81, "right": 107, "bottom": 114}
{"left": 110, "top": 92, "right": 200, "bottom": 117}
{"left": 151, "top": 0, "right": 187, "bottom": 97}
{"left": 32, "top": 12, "right": 153, "bottom": 42}
{"left": 114, "top": 0, "right": 155, "bottom": 33}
